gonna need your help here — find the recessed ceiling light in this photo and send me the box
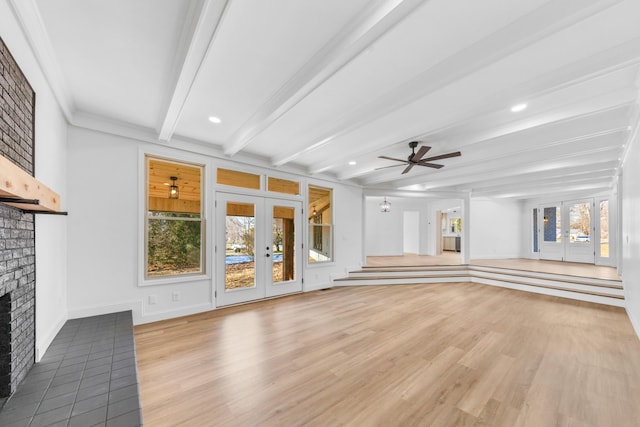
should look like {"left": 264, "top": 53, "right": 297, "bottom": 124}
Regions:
{"left": 208, "top": 116, "right": 222, "bottom": 124}
{"left": 511, "top": 103, "right": 527, "bottom": 112}
{"left": 348, "top": 161, "right": 357, "bottom": 166}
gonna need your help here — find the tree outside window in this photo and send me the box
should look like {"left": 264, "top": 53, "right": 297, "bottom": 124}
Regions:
{"left": 146, "top": 157, "right": 204, "bottom": 278}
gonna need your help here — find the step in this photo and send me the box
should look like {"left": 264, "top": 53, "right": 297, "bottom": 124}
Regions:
{"left": 332, "top": 265, "right": 625, "bottom": 307}
{"left": 469, "top": 265, "right": 622, "bottom": 289}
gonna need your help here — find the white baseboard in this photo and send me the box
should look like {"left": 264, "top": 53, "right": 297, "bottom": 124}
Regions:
{"left": 304, "top": 282, "right": 333, "bottom": 292}
{"left": 69, "top": 299, "right": 215, "bottom": 325}
{"left": 36, "top": 313, "right": 67, "bottom": 362}
{"left": 68, "top": 300, "right": 142, "bottom": 322}
{"left": 470, "top": 254, "right": 524, "bottom": 260}
{"left": 138, "top": 302, "right": 214, "bottom": 324}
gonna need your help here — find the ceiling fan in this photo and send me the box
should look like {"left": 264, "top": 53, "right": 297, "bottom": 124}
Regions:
{"left": 377, "top": 141, "right": 461, "bottom": 174}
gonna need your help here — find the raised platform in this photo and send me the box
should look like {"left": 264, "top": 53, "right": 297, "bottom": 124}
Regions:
{"left": 335, "top": 260, "right": 624, "bottom": 307}
{"left": 0, "top": 311, "right": 142, "bottom": 426}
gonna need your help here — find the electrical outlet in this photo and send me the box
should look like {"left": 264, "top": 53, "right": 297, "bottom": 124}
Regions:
{"left": 149, "top": 295, "right": 157, "bottom": 305}
{"left": 172, "top": 291, "right": 181, "bottom": 302}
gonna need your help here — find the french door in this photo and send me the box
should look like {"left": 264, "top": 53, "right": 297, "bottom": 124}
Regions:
{"left": 539, "top": 199, "right": 595, "bottom": 263}
{"left": 216, "top": 193, "right": 302, "bottom": 306}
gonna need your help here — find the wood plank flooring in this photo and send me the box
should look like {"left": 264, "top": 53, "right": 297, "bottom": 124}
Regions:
{"left": 135, "top": 283, "right": 640, "bottom": 426}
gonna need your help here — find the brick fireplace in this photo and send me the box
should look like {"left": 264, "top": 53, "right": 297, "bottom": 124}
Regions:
{"left": 0, "top": 36, "right": 37, "bottom": 404}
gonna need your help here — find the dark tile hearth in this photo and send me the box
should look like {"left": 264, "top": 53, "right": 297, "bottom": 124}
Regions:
{"left": 0, "top": 311, "right": 142, "bottom": 427}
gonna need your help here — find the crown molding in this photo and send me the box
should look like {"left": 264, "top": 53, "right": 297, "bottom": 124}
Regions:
{"left": 71, "top": 112, "right": 358, "bottom": 189}
{"left": 8, "top": 0, "right": 75, "bottom": 122}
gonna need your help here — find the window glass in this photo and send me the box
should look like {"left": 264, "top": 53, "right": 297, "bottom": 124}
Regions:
{"left": 146, "top": 157, "right": 204, "bottom": 277}
{"left": 600, "top": 200, "right": 609, "bottom": 258}
{"left": 217, "top": 168, "right": 260, "bottom": 190}
{"left": 543, "top": 206, "right": 561, "bottom": 242}
{"left": 533, "top": 208, "right": 539, "bottom": 252}
{"left": 308, "top": 185, "right": 333, "bottom": 263}
{"left": 268, "top": 177, "right": 299, "bottom": 195}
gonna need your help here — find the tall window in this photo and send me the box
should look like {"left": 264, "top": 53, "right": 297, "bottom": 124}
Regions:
{"left": 146, "top": 157, "right": 204, "bottom": 278}
{"left": 532, "top": 208, "right": 539, "bottom": 253}
{"left": 308, "top": 185, "right": 333, "bottom": 263}
{"left": 600, "top": 200, "right": 609, "bottom": 258}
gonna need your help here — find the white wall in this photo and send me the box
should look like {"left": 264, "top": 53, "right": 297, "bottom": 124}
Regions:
{"left": 622, "top": 121, "right": 640, "bottom": 337}
{"left": 403, "top": 211, "right": 419, "bottom": 254}
{"left": 366, "top": 197, "right": 403, "bottom": 256}
{"left": 66, "top": 127, "right": 211, "bottom": 325}
{"left": 365, "top": 197, "right": 431, "bottom": 256}
{"left": 469, "top": 198, "right": 524, "bottom": 259}
{"left": 66, "top": 126, "right": 362, "bottom": 322}
{"left": 1, "top": 0, "right": 69, "bottom": 360}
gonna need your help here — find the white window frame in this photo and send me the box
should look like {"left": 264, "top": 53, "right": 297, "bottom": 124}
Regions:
{"left": 139, "top": 150, "right": 210, "bottom": 286}
{"left": 307, "top": 184, "right": 334, "bottom": 266}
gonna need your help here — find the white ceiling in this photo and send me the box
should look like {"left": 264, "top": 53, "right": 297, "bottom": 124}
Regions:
{"left": 21, "top": 0, "right": 640, "bottom": 199}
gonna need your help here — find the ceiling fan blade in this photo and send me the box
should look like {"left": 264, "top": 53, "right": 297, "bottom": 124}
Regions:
{"left": 412, "top": 145, "right": 431, "bottom": 162}
{"left": 378, "top": 155, "right": 409, "bottom": 163}
{"left": 416, "top": 162, "right": 444, "bottom": 169}
{"left": 401, "top": 164, "right": 414, "bottom": 174}
{"left": 374, "top": 164, "right": 405, "bottom": 170}
{"left": 421, "top": 151, "right": 461, "bottom": 162}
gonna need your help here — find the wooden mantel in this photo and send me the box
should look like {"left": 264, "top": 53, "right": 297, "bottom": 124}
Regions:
{"left": 0, "top": 154, "right": 60, "bottom": 212}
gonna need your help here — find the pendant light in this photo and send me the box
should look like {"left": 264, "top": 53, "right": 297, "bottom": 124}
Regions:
{"left": 379, "top": 197, "right": 391, "bottom": 213}
{"left": 169, "top": 176, "right": 179, "bottom": 199}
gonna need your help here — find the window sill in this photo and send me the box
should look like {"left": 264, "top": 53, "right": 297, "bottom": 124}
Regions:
{"left": 139, "top": 273, "right": 210, "bottom": 287}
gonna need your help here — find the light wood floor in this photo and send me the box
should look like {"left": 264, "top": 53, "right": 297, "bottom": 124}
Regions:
{"left": 135, "top": 284, "right": 640, "bottom": 426}
{"left": 366, "top": 254, "right": 620, "bottom": 281}
{"left": 366, "top": 252, "right": 463, "bottom": 266}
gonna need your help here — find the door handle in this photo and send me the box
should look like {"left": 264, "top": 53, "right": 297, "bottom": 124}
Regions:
{"left": 266, "top": 253, "right": 270, "bottom": 257}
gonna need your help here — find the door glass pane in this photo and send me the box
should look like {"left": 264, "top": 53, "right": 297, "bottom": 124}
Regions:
{"left": 543, "top": 207, "right": 561, "bottom": 242}
{"left": 532, "top": 209, "right": 538, "bottom": 252}
{"left": 273, "top": 206, "right": 295, "bottom": 283}
{"left": 600, "top": 200, "right": 609, "bottom": 257}
{"left": 225, "top": 202, "right": 255, "bottom": 290}
{"left": 569, "top": 203, "right": 591, "bottom": 244}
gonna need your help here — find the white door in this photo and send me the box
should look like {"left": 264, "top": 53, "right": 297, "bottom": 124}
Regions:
{"left": 540, "top": 204, "right": 563, "bottom": 261}
{"left": 216, "top": 193, "right": 302, "bottom": 306}
{"left": 563, "top": 199, "right": 594, "bottom": 263}
{"left": 595, "top": 198, "right": 614, "bottom": 266}
{"left": 539, "top": 200, "right": 594, "bottom": 263}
